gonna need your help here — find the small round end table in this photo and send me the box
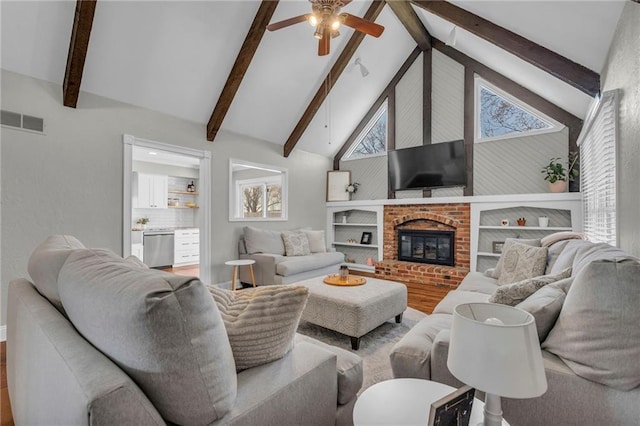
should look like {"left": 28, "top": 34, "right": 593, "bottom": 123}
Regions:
{"left": 353, "top": 378, "right": 509, "bottom": 425}
{"left": 224, "top": 259, "right": 256, "bottom": 291}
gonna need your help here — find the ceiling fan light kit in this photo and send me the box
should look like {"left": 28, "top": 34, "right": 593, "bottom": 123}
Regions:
{"left": 267, "top": 0, "right": 385, "bottom": 56}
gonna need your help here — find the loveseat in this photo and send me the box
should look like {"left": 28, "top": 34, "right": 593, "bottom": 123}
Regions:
{"left": 389, "top": 235, "right": 640, "bottom": 425}
{"left": 7, "top": 235, "right": 363, "bottom": 425}
{"left": 238, "top": 226, "right": 344, "bottom": 286}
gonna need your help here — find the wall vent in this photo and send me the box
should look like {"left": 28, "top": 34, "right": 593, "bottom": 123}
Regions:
{"left": 1, "top": 110, "right": 45, "bottom": 134}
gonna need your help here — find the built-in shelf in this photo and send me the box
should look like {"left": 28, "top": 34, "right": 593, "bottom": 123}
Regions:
{"left": 346, "top": 263, "right": 375, "bottom": 273}
{"left": 478, "top": 252, "right": 501, "bottom": 258}
{"left": 333, "top": 242, "right": 379, "bottom": 248}
{"left": 333, "top": 223, "right": 376, "bottom": 227}
{"left": 168, "top": 190, "right": 199, "bottom": 195}
{"left": 478, "top": 226, "right": 572, "bottom": 231}
{"left": 168, "top": 206, "right": 199, "bottom": 209}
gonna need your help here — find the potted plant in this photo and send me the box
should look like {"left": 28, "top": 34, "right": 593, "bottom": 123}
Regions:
{"left": 541, "top": 154, "right": 578, "bottom": 193}
{"left": 136, "top": 217, "right": 150, "bottom": 230}
{"left": 345, "top": 182, "right": 360, "bottom": 199}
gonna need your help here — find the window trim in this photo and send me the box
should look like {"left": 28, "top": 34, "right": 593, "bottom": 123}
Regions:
{"left": 228, "top": 159, "right": 288, "bottom": 222}
{"left": 341, "top": 99, "right": 388, "bottom": 161}
{"left": 474, "top": 77, "right": 564, "bottom": 144}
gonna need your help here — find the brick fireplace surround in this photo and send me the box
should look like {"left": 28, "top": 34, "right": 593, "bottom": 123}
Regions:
{"left": 374, "top": 203, "right": 470, "bottom": 313}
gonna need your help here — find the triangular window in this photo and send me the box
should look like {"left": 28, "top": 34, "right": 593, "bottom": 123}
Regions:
{"left": 475, "top": 78, "right": 562, "bottom": 142}
{"left": 342, "top": 100, "right": 388, "bottom": 161}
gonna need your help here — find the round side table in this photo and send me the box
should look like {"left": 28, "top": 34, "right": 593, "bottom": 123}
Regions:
{"left": 224, "top": 259, "right": 256, "bottom": 291}
{"left": 353, "top": 378, "right": 509, "bottom": 425}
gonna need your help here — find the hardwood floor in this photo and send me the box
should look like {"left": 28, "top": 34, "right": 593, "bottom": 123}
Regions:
{"left": 160, "top": 264, "right": 200, "bottom": 277}
{"left": 1, "top": 342, "right": 13, "bottom": 426}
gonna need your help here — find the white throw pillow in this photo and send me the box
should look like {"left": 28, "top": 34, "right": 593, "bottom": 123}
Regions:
{"left": 304, "top": 230, "right": 326, "bottom": 253}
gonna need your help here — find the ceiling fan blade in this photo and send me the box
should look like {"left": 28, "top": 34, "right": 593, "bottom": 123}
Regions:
{"left": 266, "top": 14, "right": 309, "bottom": 31}
{"left": 318, "top": 31, "right": 330, "bottom": 56}
{"left": 342, "top": 0, "right": 353, "bottom": 5}
{"left": 341, "top": 13, "right": 384, "bottom": 38}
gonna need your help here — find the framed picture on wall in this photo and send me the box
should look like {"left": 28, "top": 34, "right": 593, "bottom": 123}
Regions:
{"left": 326, "top": 170, "right": 351, "bottom": 202}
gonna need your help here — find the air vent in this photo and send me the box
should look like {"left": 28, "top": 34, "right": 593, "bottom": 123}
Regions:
{"left": 1, "top": 109, "right": 45, "bottom": 134}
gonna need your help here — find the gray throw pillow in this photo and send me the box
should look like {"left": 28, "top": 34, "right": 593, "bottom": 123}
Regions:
{"left": 243, "top": 226, "right": 286, "bottom": 255}
{"left": 494, "top": 238, "right": 541, "bottom": 279}
{"left": 516, "top": 278, "right": 571, "bottom": 341}
{"left": 27, "top": 235, "right": 86, "bottom": 314}
{"left": 58, "top": 249, "right": 237, "bottom": 425}
{"left": 208, "top": 284, "right": 309, "bottom": 371}
{"left": 497, "top": 242, "right": 548, "bottom": 285}
{"left": 282, "top": 231, "right": 311, "bottom": 256}
{"left": 542, "top": 258, "right": 640, "bottom": 391}
{"left": 489, "top": 267, "right": 572, "bottom": 306}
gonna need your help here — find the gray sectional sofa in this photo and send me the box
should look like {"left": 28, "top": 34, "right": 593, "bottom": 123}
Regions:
{"left": 7, "top": 235, "right": 362, "bottom": 425}
{"left": 389, "top": 237, "right": 640, "bottom": 425}
{"left": 238, "top": 226, "right": 344, "bottom": 286}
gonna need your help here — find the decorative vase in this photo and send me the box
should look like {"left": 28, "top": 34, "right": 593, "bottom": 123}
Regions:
{"left": 538, "top": 217, "right": 549, "bottom": 227}
{"left": 549, "top": 180, "right": 567, "bottom": 193}
{"left": 517, "top": 218, "right": 526, "bottom": 226}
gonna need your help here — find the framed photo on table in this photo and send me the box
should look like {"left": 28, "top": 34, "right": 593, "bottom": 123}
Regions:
{"left": 360, "top": 232, "right": 372, "bottom": 245}
{"left": 428, "top": 385, "right": 475, "bottom": 426}
{"left": 326, "top": 170, "right": 351, "bottom": 202}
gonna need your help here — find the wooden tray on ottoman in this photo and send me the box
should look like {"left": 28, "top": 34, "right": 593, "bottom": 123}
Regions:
{"left": 323, "top": 275, "right": 366, "bottom": 286}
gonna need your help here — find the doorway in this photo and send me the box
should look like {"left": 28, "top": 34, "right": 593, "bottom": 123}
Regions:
{"left": 122, "top": 134, "right": 212, "bottom": 284}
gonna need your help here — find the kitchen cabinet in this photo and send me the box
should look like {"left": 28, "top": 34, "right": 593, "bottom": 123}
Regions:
{"left": 174, "top": 228, "right": 200, "bottom": 266}
{"left": 133, "top": 172, "right": 168, "bottom": 209}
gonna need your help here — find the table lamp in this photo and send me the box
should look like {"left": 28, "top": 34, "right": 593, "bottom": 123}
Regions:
{"left": 447, "top": 303, "right": 547, "bottom": 426}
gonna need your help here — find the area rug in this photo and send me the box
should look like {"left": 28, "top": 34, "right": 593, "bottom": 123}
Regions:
{"left": 296, "top": 307, "right": 427, "bottom": 393}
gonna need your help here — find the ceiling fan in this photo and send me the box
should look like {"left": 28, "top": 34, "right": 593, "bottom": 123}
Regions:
{"left": 266, "top": 0, "right": 385, "bottom": 56}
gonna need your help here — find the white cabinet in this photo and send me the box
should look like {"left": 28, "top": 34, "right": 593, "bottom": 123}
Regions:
{"left": 131, "top": 243, "right": 144, "bottom": 262}
{"left": 174, "top": 228, "right": 200, "bottom": 266}
{"left": 133, "top": 173, "right": 168, "bottom": 209}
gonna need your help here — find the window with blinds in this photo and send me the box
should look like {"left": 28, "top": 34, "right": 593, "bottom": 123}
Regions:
{"left": 578, "top": 90, "right": 618, "bottom": 245}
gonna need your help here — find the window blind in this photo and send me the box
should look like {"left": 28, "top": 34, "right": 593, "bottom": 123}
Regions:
{"left": 577, "top": 90, "right": 618, "bottom": 245}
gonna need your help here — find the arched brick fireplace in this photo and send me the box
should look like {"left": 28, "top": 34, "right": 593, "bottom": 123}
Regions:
{"left": 374, "top": 204, "right": 471, "bottom": 312}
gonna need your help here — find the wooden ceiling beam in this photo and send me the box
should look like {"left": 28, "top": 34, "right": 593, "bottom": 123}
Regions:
{"left": 63, "top": 0, "right": 97, "bottom": 108}
{"left": 385, "top": 0, "right": 431, "bottom": 51}
{"left": 411, "top": 0, "right": 600, "bottom": 97}
{"left": 206, "top": 1, "right": 279, "bottom": 142}
{"left": 283, "top": 0, "right": 387, "bottom": 157}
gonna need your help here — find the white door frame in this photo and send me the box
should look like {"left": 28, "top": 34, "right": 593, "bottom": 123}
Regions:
{"left": 122, "top": 134, "right": 212, "bottom": 284}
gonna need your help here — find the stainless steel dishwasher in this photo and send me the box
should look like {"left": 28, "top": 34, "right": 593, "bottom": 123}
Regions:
{"left": 143, "top": 230, "right": 175, "bottom": 268}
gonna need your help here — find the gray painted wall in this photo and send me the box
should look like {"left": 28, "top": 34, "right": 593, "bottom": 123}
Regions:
{"left": 0, "top": 70, "right": 331, "bottom": 325}
{"left": 600, "top": 2, "right": 640, "bottom": 256}
{"left": 393, "top": 54, "right": 424, "bottom": 199}
{"left": 339, "top": 48, "right": 566, "bottom": 200}
{"left": 474, "top": 128, "right": 568, "bottom": 195}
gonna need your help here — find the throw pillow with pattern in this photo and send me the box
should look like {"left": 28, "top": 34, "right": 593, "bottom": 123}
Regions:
{"left": 207, "top": 284, "right": 309, "bottom": 371}
{"left": 497, "top": 242, "right": 548, "bottom": 285}
{"left": 281, "top": 231, "right": 311, "bottom": 256}
{"left": 490, "top": 267, "right": 572, "bottom": 306}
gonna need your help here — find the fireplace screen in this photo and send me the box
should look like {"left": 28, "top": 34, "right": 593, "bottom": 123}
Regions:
{"left": 398, "top": 230, "right": 455, "bottom": 266}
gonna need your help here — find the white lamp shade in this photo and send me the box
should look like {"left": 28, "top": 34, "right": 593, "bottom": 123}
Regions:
{"left": 447, "top": 303, "right": 547, "bottom": 399}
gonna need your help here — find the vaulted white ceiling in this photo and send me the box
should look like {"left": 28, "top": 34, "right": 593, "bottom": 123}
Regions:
{"left": 1, "top": 1, "right": 626, "bottom": 159}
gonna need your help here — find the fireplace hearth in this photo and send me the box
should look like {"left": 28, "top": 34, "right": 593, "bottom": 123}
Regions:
{"left": 397, "top": 230, "right": 455, "bottom": 266}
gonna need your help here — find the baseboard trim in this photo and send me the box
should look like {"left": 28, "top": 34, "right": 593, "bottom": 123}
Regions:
{"left": 0, "top": 325, "right": 6, "bottom": 342}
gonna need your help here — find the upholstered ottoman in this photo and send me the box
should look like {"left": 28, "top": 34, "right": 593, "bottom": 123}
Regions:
{"left": 298, "top": 276, "right": 408, "bottom": 349}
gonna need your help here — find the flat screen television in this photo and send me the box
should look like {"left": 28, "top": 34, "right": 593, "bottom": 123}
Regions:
{"left": 388, "top": 140, "right": 466, "bottom": 191}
